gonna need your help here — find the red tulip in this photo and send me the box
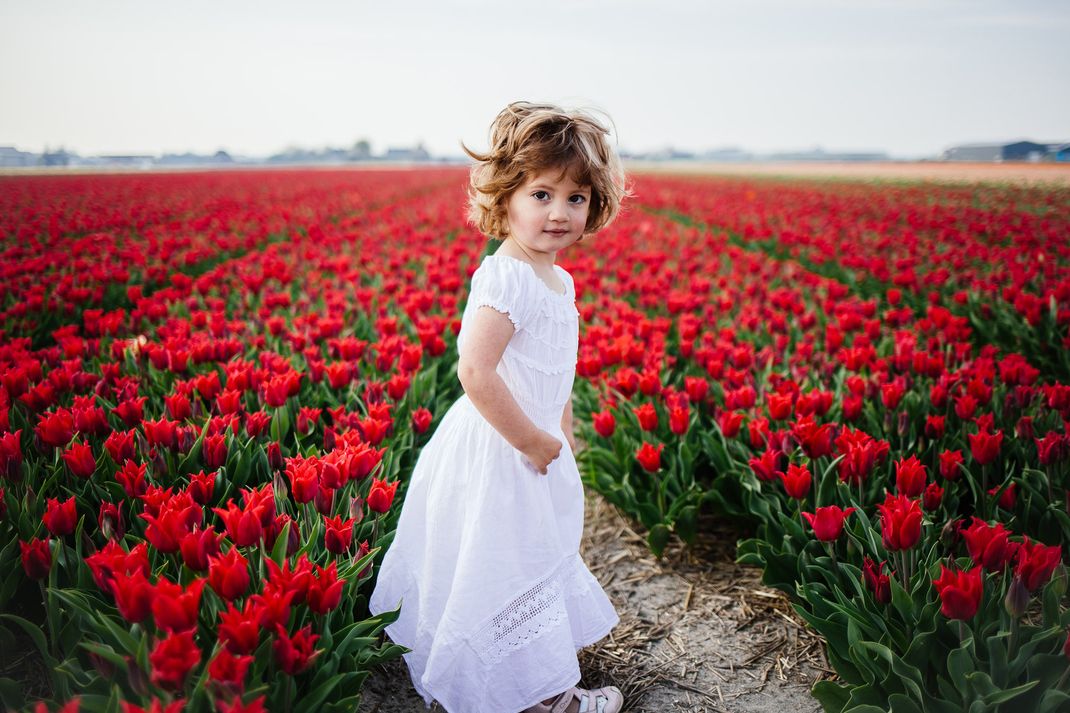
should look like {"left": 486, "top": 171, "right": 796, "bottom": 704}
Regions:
{"left": 98, "top": 501, "right": 125, "bottom": 540}
{"left": 43, "top": 496, "right": 78, "bottom": 536}
{"left": 802, "top": 505, "right": 856, "bottom": 542}
{"left": 636, "top": 442, "right": 664, "bottom": 473}
{"left": 894, "top": 455, "right": 928, "bottom": 497}
{"left": 103, "top": 430, "right": 136, "bottom": 465}
{"left": 306, "top": 561, "right": 345, "bottom": 615}
{"left": 212, "top": 499, "right": 263, "bottom": 547}
{"left": 209, "top": 548, "right": 250, "bottom": 601}
{"left": 922, "top": 482, "right": 944, "bottom": 512}
{"left": 35, "top": 408, "right": 75, "bottom": 448}
{"left": 862, "top": 556, "right": 891, "bottom": 604}
{"left": 267, "top": 442, "right": 284, "bottom": 472}
{"left": 273, "top": 623, "right": 320, "bottom": 675}
{"left": 881, "top": 379, "right": 905, "bottom": 410}
{"left": 593, "top": 410, "right": 616, "bottom": 438}
{"left": 217, "top": 389, "right": 244, "bottom": 416}
{"left": 835, "top": 428, "right": 889, "bottom": 486}
{"left": 115, "top": 460, "right": 148, "bottom": 498}
{"left": 669, "top": 406, "right": 690, "bottom": 436}
{"left": 938, "top": 449, "right": 964, "bottom": 481}
{"left": 684, "top": 377, "right": 708, "bottom": 404}
{"left": 152, "top": 578, "right": 206, "bottom": 633}
{"left": 841, "top": 394, "right": 863, "bottom": 422}
{"left": 933, "top": 564, "right": 983, "bottom": 620}
{"left": 141, "top": 496, "right": 201, "bottom": 554}
{"left": 779, "top": 463, "right": 811, "bottom": 500}
{"left": 749, "top": 449, "right": 784, "bottom": 482}
{"left": 717, "top": 410, "right": 744, "bottom": 438}
{"left": 633, "top": 403, "right": 658, "bottom": 432}
{"left": 208, "top": 648, "right": 253, "bottom": 690}
{"left": 179, "top": 527, "right": 221, "bottom": 571}
{"left": 988, "top": 482, "right": 1017, "bottom": 510}
{"left": 19, "top": 538, "right": 52, "bottom": 579}
{"left": 323, "top": 515, "right": 354, "bottom": 554}
{"left": 367, "top": 477, "right": 398, "bottom": 513}
{"left": 142, "top": 417, "right": 179, "bottom": 450}
{"left": 791, "top": 418, "right": 835, "bottom": 459}
{"left": 961, "top": 518, "right": 1017, "bottom": 572}
{"left": 767, "top": 392, "right": 793, "bottom": 421}
{"left": 204, "top": 433, "right": 228, "bottom": 469}
{"left": 924, "top": 415, "right": 946, "bottom": 439}
{"left": 165, "top": 392, "right": 192, "bottom": 421}
{"left": 149, "top": 629, "right": 202, "bottom": 691}
{"left": 1036, "top": 432, "right": 1069, "bottom": 466}
{"left": 113, "top": 396, "right": 147, "bottom": 428}
{"left": 411, "top": 408, "right": 432, "bottom": 434}
{"left": 218, "top": 600, "right": 262, "bottom": 655}
{"left": 877, "top": 493, "right": 922, "bottom": 551}
{"left": 285, "top": 459, "right": 319, "bottom": 504}
{"left": 325, "top": 362, "right": 352, "bottom": 390}
{"left": 112, "top": 570, "right": 154, "bottom": 624}
{"left": 62, "top": 440, "right": 96, "bottom": 478}
{"left": 968, "top": 428, "right": 1003, "bottom": 466}
{"left": 187, "top": 470, "right": 216, "bottom": 506}
{"left": 1014, "top": 536, "right": 1062, "bottom": 591}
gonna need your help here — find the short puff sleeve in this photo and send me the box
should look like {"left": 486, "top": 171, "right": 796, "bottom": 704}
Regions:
{"left": 466, "top": 256, "right": 531, "bottom": 330}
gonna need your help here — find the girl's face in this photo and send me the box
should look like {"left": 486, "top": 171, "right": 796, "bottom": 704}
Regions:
{"left": 503, "top": 168, "right": 591, "bottom": 261}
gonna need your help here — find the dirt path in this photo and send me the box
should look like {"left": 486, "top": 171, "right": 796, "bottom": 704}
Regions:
{"left": 358, "top": 494, "right": 830, "bottom": 713}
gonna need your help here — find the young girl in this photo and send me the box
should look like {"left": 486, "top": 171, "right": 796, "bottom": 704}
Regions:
{"left": 369, "top": 101, "right": 628, "bottom": 713}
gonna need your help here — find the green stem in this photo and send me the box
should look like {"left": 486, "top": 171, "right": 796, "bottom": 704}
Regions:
{"left": 39, "top": 580, "right": 58, "bottom": 662}
{"left": 1008, "top": 615, "right": 1020, "bottom": 661}
{"left": 981, "top": 463, "right": 989, "bottom": 520}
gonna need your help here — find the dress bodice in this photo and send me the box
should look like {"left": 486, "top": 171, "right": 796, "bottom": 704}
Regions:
{"left": 456, "top": 254, "right": 579, "bottom": 430}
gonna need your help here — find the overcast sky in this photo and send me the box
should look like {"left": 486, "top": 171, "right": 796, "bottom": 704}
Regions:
{"left": 1, "top": 0, "right": 1067, "bottom": 159}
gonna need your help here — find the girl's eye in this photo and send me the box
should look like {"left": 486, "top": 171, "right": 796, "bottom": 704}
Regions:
{"left": 533, "top": 191, "right": 549, "bottom": 200}
{"left": 569, "top": 195, "right": 587, "bottom": 204}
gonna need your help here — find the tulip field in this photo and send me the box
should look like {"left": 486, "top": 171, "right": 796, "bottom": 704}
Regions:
{"left": 1, "top": 167, "right": 1069, "bottom": 713}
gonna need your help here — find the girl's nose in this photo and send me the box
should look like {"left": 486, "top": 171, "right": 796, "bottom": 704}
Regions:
{"left": 549, "top": 200, "right": 569, "bottom": 221}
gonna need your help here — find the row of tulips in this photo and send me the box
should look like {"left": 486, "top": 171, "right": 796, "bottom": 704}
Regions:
{"left": 564, "top": 186, "right": 1070, "bottom": 711}
{"left": 633, "top": 174, "right": 1070, "bottom": 380}
{"left": 0, "top": 170, "right": 471, "bottom": 712}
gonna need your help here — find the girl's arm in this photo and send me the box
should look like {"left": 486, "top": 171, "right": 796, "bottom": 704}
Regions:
{"left": 561, "top": 397, "right": 576, "bottom": 452}
{"left": 458, "top": 306, "right": 562, "bottom": 473}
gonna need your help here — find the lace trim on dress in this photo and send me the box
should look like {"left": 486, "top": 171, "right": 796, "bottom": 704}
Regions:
{"left": 470, "top": 299, "right": 523, "bottom": 330}
{"left": 469, "top": 555, "right": 592, "bottom": 666}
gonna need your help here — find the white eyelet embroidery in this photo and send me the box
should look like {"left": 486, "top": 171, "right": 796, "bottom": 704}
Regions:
{"left": 470, "top": 556, "right": 591, "bottom": 665}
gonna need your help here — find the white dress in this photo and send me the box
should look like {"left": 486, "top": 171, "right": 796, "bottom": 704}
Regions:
{"left": 369, "top": 253, "right": 619, "bottom": 713}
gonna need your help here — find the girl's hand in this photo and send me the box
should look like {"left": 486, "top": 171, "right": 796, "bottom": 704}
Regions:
{"left": 522, "top": 430, "right": 563, "bottom": 475}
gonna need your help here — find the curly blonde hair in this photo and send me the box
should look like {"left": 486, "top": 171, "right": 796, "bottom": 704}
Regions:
{"left": 462, "top": 101, "right": 628, "bottom": 240}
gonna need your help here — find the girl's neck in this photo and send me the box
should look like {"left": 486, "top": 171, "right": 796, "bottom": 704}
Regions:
{"left": 496, "top": 238, "right": 556, "bottom": 269}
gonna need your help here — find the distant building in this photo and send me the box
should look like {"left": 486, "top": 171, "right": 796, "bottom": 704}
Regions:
{"left": 96, "top": 154, "right": 155, "bottom": 168}
{"left": 942, "top": 141, "right": 1056, "bottom": 162}
{"left": 383, "top": 143, "right": 430, "bottom": 162}
{"left": 701, "top": 147, "right": 754, "bottom": 162}
{"left": 39, "top": 148, "right": 75, "bottom": 166}
{"left": 767, "top": 147, "right": 888, "bottom": 162}
{"left": 1049, "top": 143, "right": 1070, "bottom": 163}
{"left": 0, "top": 146, "right": 37, "bottom": 167}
